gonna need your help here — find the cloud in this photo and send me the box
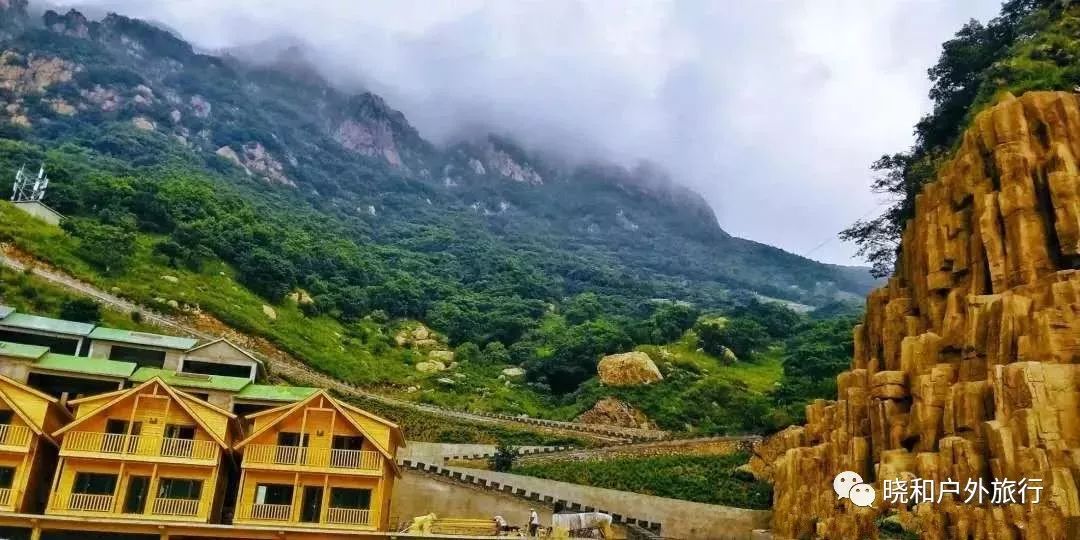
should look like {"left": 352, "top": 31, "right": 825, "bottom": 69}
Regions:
{"left": 54, "top": 0, "right": 1003, "bottom": 264}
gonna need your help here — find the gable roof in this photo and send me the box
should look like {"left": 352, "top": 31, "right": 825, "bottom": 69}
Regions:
{"left": 0, "top": 373, "right": 69, "bottom": 446}
{"left": 0, "top": 313, "right": 95, "bottom": 337}
{"left": 235, "top": 390, "right": 400, "bottom": 462}
{"left": 54, "top": 378, "right": 233, "bottom": 448}
{"left": 185, "top": 338, "right": 263, "bottom": 365}
{"left": 88, "top": 327, "right": 198, "bottom": 350}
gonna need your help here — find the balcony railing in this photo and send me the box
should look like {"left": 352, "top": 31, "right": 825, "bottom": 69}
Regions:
{"left": 243, "top": 445, "right": 381, "bottom": 471}
{"left": 61, "top": 432, "right": 217, "bottom": 461}
{"left": 326, "top": 507, "right": 371, "bottom": 526}
{"left": 68, "top": 493, "right": 114, "bottom": 512}
{"left": 250, "top": 503, "right": 291, "bottom": 521}
{"left": 152, "top": 497, "right": 199, "bottom": 517}
{"left": 0, "top": 424, "right": 32, "bottom": 449}
{"left": 0, "top": 488, "right": 11, "bottom": 507}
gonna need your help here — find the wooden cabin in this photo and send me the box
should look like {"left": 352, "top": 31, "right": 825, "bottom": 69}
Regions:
{"left": 47, "top": 378, "right": 240, "bottom": 524}
{"left": 233, "top": 390, "right": 403, "bottom": 532}
{"left": 0, "top": 374, "right": 70, "bottom": 514}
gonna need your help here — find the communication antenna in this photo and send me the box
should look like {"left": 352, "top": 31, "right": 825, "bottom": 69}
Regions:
{"left": 11, "top": 164, "right": 49, "bottom": 203}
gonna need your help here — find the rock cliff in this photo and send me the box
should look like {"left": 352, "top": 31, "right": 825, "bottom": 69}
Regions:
{"left": 758, "top": 91, "right": 1080, "bottom": 539}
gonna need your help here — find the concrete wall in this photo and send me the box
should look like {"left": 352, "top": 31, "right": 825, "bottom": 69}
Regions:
{"left": 390, "top": 471, "right": 553, "bottom": 533}
{"left": 402, "top": 462, "right": 771, "bottom": 540}
{"left": 12, "top": 202, "right": 62, "bottom": 226}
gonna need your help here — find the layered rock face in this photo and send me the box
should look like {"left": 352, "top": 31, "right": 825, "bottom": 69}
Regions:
{"left": 761, "top": 92, "right": 1080, "bottom": 539}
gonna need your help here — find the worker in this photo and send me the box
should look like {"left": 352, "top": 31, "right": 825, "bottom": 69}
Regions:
{"left": 493, "top": 515, "right": 509, "bottom": 535}
{"left": 528, "top": 508, "right": 540, "bottom": 537}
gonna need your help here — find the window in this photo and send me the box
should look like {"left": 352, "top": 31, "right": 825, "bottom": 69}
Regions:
{"left": 329, "top": 488, "right": 371, "bottom": 510}
{"left": 277, "top": 432, "right": 309, "bottom": 447}
{"left": 182, "top": 359, "right": 254, "bottom": 379}
{"left": 0, "top": 467, "right": 14, "bottom": 489}
{"left": 107, "top": 346, "right": 166, "bottom": 368}
{"left": 103, "top": 419, "right": 141, "bottom": 453}
{"left": 332, "top": 435, "right": 364, "bottom": 451}
{"left": 0, "top": 411, "right": 15, "bottom": 446}
{"left": 255, "top": 484, "right": 293, "bottom": 506}
{"left": 157, "top": 478, "right": 202, "bottom": 500}
{"left": 73, "top": 473, "right": 117, "bottom": 495}
{"left": 164, "top": 425, "right": 196, "bottom": 440}
{"left": 123, "top": 476, "right": 150, "bottom": 513}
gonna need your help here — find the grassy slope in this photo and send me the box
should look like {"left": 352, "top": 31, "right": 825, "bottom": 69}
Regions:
{"left": 0, "top": 201, "right": 559, "bottom": 406}
{"left": 0, "top": 252, "right": 589, "bottom": 446}
{"left": 511, "top": 452, "right": 772, "bottom": 509}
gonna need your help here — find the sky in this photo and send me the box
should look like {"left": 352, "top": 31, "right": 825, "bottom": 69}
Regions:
{"left": 57, "top": 0, "right": 1004, "bottom": 265}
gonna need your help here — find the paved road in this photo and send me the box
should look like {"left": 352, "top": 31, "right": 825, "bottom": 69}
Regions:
{"left": 0, "top": 250, "right": 667, "bottom": 443}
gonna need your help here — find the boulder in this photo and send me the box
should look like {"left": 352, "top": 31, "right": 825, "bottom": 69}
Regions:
{"left": 161, "top": 275, "right": 179, "bottom": 284}
{"left": 261, "top": 304, "right": 277, "bottom": 320}
{"left": 428, "top": 350, "right": 455, "bottom": 363}
{"left": 597, "top": 351, "right": 662, "bottom": 386}
{"left": 414, "top": 361, "right": 446, "bottom": 373}
{"left": 575, "top": 397, "right": 655, "bottom": 429}
{"left": 501, "top": 367, "right": 526, "bottom": 378}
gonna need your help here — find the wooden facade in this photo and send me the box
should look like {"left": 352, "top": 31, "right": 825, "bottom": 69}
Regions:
{"left": 234, "top": 390, "right": 403, "bottom": 532}
{"left": 47, "top": 378, "right": 238, "bottom": 524}
{"left": 0, "top": 374, "right": 70, "bottom": 514}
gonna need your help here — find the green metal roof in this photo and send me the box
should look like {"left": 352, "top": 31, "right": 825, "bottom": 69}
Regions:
{"left": 0, "top": 313, "right": 95, "bottom": 337}
{"left": 88, "top": 327, "right": 198, "bottom": 350}
{"left": 0, "top": 341, "right": 49, "bottom": 360}
{"left": 235, "top": 384, "right": 319, "bottom": 403}
{"left": 0, "top": 306, "right": 14, "bottom": 319}
{"left": 33, "top": 353, "right": 137, "bottom": 379}
{"left": 129, "top": 367, "right": 250, "bottom": 392}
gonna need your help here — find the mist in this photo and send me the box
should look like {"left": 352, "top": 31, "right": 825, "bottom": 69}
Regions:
{"left": 53, "top": 0, "right": 1003, "bottom": 265}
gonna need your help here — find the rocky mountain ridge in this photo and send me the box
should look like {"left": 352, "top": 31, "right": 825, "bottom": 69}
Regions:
{"left": 0, "top": 2, "right": 875, "bottom": 307}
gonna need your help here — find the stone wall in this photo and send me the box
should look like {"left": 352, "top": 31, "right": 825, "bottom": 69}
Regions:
{"left": 760, "top": 92, "right": 1080, "bottom": 539}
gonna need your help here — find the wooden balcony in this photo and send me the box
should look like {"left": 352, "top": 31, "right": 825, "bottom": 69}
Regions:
{"left": 151, "top": 497, "right": 199, "bottom": 517}
{"left": 326, "top": 507, "right": 371, "bottom": 526}
{"left": 60, "top": 432, "right": 218, "bottom": 463}
{"left": 243, "top": 445, "right": 381, "bottom": 473}
{"left": 67, "top": 493, "right": 113, "bottom": 512}
{"left": 0, "top": 424, "right": 32, "bottom": 451}
{"left": 249, "top": 503, "right": 291, "bottom": 521}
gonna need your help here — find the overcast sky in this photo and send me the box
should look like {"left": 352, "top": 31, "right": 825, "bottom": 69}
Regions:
{"left": 58, "top": 0, "right": 1004, "bottom": 265}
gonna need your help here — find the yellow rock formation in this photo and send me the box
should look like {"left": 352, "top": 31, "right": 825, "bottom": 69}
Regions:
{"left": 758, "top": 92, "right": 1080, "bottom": 539}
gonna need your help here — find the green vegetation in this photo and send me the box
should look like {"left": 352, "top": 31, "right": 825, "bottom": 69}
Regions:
{"left": 512, "top": 452, "right": 772, "bottom": 508}
{"left": 843, "top": 0, "right": 1070, "bottom": 276}
{"left": 0, "top": 5, "right": 870, "bottom": 438}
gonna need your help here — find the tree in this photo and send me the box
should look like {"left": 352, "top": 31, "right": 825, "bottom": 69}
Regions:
{"left": 62, "top": 218, "right": 136, "bottom": 273}
{"left": 698, "top": 318, "right": 769, "bottom": 359}
{"left": 482, "top": 341, "right": 511, "bottom": 364}
{"left": 640, "top": 302, "right": 700, "bottom": 343}
{"left": 235, "top": 247, "right": 297, "bottom": 301}
{"left": 454, "top": 342, "right": 482, "bottom": 363}
{"left": 489, "top": 441, "right": 517, "bottom": 472}
{"left": 841, "top": 0, "right": 1049, "bottom": 277}
{"left": 59, "top": 298, "right": 101, "bottom": 323}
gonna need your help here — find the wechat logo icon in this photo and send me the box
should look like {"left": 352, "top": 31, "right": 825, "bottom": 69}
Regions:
{"left": 833, "top": 471, "right": 876, "bottom": 507}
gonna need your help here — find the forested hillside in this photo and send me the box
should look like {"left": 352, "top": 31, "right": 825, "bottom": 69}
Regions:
{"left": 0, "top": 2, "right": 868, "bottom": 433}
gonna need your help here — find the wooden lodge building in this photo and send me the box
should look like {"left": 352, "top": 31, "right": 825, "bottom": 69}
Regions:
{"left": 0, "top": 306, "right": 405, "bottom": 540}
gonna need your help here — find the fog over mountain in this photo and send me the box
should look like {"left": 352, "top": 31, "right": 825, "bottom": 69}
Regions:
{"left": 52, "top": 0, "right": 1001, "bottom": 264}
